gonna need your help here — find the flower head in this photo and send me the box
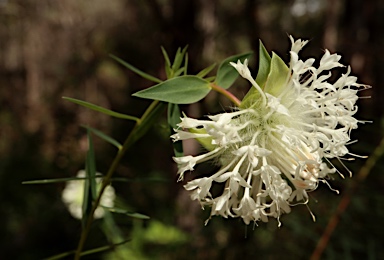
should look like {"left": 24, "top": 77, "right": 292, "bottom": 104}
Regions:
{"left": 172, "top": 36, "right": 368, "bottom": 226}
{"left": 62, "top": 170, "right": 115, "bottom": 219}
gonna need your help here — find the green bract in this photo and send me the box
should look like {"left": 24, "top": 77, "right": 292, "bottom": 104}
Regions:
{"left": 240, "top": 41, "right": 289, "bottom": 108}
{"left": 189, "top": 128, "right": 216, "bottom": 151}
{"left": 264, "top": 52, "right": 289, "bottom": 97}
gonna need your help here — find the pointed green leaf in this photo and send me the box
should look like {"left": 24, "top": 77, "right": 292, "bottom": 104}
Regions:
{"left": 173, "top": 67, "right": 185, "bottom": 78}
{"left": 22, "top": 176, "right": 89, "bottom": 185}
{"left": 161, "top": 46, "right": 172, "bottom": 69}
{"left": 82, "top": 125, "right": 122, "bottom": 150}
{"left": 205, "top": 76, "right": 216, "bottom": 82}
{"left": 172, "top": 46, "right": 188, "bottom": 72}
{"left": 196, "top": 63, "right": 217, "bottom": 78}
{"left": 82, "top": 131, "right": 97, "bottom": 227}
{"left": 264, "top": 52, "right": 289, "bottom": 96}
{"left": 132, "top": 76, "right": 211, "bottom": 104}
{"left": 168, "top": 103, "right": 183, "bottom": 158}
{"left": 216, "top": 52, "right": 253, "bottom": 89}
{"left": 43, "top": 239, "right": 131, "bottom": 260}
{"left": 109, "top": 54, "right": 162, "bottom": 83}
{"left": 63, "top": 97, "right": 139, "bottom": 121}
{"left": 256, "top": 40, "right": 272, "bottom": 87}
{"left": 103, "top": 206, "right": 150, "bottom": 219}
{"left": 240, "top": 41, "right": 271, "bottom": 108}
{"left": 161, "top": 46, "right": 172, "bottom": 79}
{"left": 22, "top": 176, "right": 168, "bottom": 185}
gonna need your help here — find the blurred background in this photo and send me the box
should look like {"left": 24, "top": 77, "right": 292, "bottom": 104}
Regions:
{"left": 0, "top": 0, "right": 383, "bottom": 259}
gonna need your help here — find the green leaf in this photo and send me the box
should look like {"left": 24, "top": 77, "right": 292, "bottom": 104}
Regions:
{"left": 82, "top": 130, "right": 97, "bottom": 227}
{"left": 168, "top": 103, "right": 183, "bottom": 158}
{"left": 173, "top": 67, "right": 185, "bottom": 78}
{"left": 263, "top": 52, "right": 289, "bottom": 96}
{"left": 216, "top": 51, "right": 253, "bottom": 89}
{"left": 240, "top": 41, "right": 271, "bottom": 108}
{"left": 22, "top": 176, "right": 89, "bottom": 185}
{"left": 103, "top": 206, "right": 150, "bottom": 219}
{"left": 109, "top": 54, "right": 162, "bottom": 83}
{"left": 63, "top": 97, "right": 139, "bottom": 121}
{"left": 161, "top": 46, "right": 172, "bottom": 69}
{"left": 196, "top": 63, "right": 217, "bottom": 78}
{"left": 43, "top": 239, "right": 131, "bottom": 260}
{"left": 172, "top": 46, "right": 188, "bottom": 72}
{"left": 132, "top": 76, "right": 211, "bottom": 104}
{"left": 204, "top": 76, "right": 216, "bottom": 82}
{"left": 82, "top": 125, "right": 122, "bottom": 150}
{"left": 161, "top": 46, "right": 172, "bottom": 79}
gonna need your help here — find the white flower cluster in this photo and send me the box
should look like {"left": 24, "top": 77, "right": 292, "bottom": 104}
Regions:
{"left": 62, "top": 170, "right": 115, "bottom": 219}
{"left": 171, "top": 36, "right": 367, "bottom": 226}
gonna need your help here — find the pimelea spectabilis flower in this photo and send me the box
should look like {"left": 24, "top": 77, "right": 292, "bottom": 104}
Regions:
{"left": 171, "top": 36, "right": 368, "bottom": 226}
{"left": 62, "top": 170, "right": 115, "bottom": 219}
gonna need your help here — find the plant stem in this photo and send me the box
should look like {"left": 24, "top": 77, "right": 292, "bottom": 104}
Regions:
{"left": 210, "top": 83, "right": 241, "bottom": 107}
{"left": 74, "top": 100, "right": 161, "bottom": 260}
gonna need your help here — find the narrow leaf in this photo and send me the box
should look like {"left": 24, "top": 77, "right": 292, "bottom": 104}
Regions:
{"left": 161, "top": 46, "right": 171, "bottom": 69}
{"left": 216, "top": 52, "right": 253, "bottom": 89}
{"left": 173, "top": 67, "right": 185, "bottom": 78}
{"left": 43, "top": 239, "right": 130, "bottom": 260}
{"left": 86, "top": 131, "right": 97, "bottom": 200}
{"left": 204, "top": 76, "right": 216, "bottom": 82}
{"left": 196, "top": 63, "right": 217, "bottom": 78}
{"left": 161, "top": 46, "right": 172, "bottom": 79}
{"left": 132, "top": 76, "right": 211, "bottom": 104}
{"left": 109, "top": 54, "right": 162, "bottom": 83}
{"left": 172, "top": 46, "right": 188, "bottom": 72}
{"left": 103, "top": 206, "right": 150, "bottom": 219}
{"left": 63, "top": 97, "right": 139, "bottom": 121}
{"left": 82, "top": 125, "right": 122, "bottom": 150}
{"left": 82, "top": 130, "right": 97, "bottom": 227}
{"left": 23, "top": 176, "right": 168, "bottom": 185}
{"left": 22, "top": 177, "right": 89, "bottom": 185}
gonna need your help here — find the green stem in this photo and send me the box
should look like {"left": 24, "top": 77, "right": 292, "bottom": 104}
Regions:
{"left": 74, "top": 100, "right": 161, "bottom": 260}
{"left": 210, "top": 83, "right": 241, "bottom": 107}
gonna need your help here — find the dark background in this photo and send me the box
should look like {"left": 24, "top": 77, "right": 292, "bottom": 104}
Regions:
{"left": 0, "top": 0, "right": 383, "bottom": 259}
